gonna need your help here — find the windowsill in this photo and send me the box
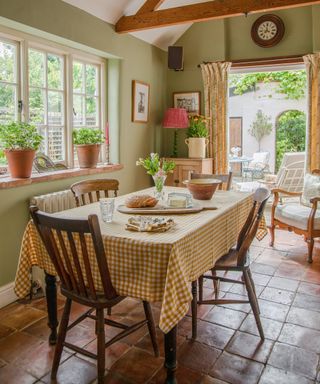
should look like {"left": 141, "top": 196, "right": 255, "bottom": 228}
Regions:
{"left": 0, "top": 164, "right": 123, "bottom": 189}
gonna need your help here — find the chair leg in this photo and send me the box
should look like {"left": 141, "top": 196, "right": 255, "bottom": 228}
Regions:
{"left": 247, "top": 269, "right": 260, "bottom": 313}
{"left": 51, "top": 298, "right": 72, "bottom": 380}
{"left": 191, "top": 281, "right": 197, "bottom": 340}
{"left": 211, "top": 269, "right": 220, "bottom": 299}
{"left": 143, "top": 301, "right": 159, "bottom": 357}
{"left": 269, "top": 225, "right": 275, "bottom": 246}
{"left": 96, "top": 308, "right": 105, "bottom": 384}
{"left": 307, "top": 238, "right": 314, "bottom": 263}
{"left": 198, "top": 276, "right": 204, "bottom": 303}
{"left": 243, "top": 270, "right": 264, "bottom": 340}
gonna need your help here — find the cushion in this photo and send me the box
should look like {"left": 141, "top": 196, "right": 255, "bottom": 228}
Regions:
{"left": 252, "top": 152, "right": 269, "bottom": 164}
{"left": 275, "top": 203, "right": 320, "bottom": 230}
{"left": 301, "top": 173, "right": 320, "bottom": 208}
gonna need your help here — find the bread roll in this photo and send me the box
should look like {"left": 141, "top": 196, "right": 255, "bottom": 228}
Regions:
{"left": 125, "top": 195, "right": 158, "bottom": 208}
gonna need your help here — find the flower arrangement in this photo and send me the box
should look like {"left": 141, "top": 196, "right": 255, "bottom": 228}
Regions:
{"left": 136, "top": 153, "right": 175, "bottom": 176}
{"left": 136, "top": 153, "right": 175, "bottom": 199}
{"left": 186, "top": 115, "right": 209, "bottom": 138}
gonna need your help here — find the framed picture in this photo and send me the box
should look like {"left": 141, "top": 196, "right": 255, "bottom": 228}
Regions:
{"left": 132, "top": 80, "right": 150, "bottom": 123}
{"left": 173, "top": 91, "right": 200, "bottom": 115}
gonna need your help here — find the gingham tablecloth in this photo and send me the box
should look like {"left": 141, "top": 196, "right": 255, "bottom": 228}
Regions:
{"left": 15, "top": 188, "right": 254, "bottom": 333}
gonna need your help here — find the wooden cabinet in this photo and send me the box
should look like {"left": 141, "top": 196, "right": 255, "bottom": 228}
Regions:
{"left": 164, "top": 158, "right": 213, "bottom": 187}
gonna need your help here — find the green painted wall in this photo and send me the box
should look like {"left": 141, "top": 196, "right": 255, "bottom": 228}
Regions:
{"left": 0, "top": 0, "right": 167, "bottom": 287}
{"left": 165, "top": 6, "right": 319, "bottom": 158}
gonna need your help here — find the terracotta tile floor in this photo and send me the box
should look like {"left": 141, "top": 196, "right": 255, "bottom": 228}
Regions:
{"left": 0, "top": 229, "right": 320, "bottom": 384}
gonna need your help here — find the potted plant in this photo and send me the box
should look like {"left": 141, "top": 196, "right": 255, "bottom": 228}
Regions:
{"left": 185, "top": 115, "right": 209, "bottom": 158}
{"left": 0, "top": 122, "right": 43, "bottom": 178}
{"left": 73, "top": 128, "right": 104, "bottom": 168}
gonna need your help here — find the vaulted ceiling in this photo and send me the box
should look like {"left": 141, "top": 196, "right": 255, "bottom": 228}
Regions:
{"left": 62, "top": 0, "right": 320, "bottom": 51}
{"left": 62, "top": 0, "right": 209, "bottom": 51}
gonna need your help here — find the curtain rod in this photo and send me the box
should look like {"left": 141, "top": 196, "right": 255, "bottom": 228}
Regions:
{"left": 197, "top": 54, "right": 306, "bottom": 68}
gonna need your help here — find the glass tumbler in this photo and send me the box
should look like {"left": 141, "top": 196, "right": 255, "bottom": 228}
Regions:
{"left": 99, "top": 198, "right": 115, "bottom": 223}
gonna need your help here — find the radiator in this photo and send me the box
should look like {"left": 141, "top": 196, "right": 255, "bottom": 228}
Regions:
{"left": 30, "top": 189, "right": 77, "bottom": 213}
{"left": 30, "top": 189, "right": 77, "bottom": 293}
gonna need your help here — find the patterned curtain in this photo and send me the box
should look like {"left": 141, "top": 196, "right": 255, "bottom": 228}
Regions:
{"left": 200, "top": 62, "right": 231, "bottom": 174}
{"left": 303, "top": 53, "right": 320, "bottom": 171}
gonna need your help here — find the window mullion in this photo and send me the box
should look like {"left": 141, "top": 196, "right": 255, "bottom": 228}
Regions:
{"left": 66, "top": 54, "right": 74, "bottom": 168}
{"left": 21, "top": 39, "right": 29, "bottom": 123}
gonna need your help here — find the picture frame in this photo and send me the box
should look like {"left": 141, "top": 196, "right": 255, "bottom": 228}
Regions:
{"left": 173, "top": 91, "right": 200, "bottom": 115}
{"left": 132, "top": 80, "right": 150, "bottom": 123}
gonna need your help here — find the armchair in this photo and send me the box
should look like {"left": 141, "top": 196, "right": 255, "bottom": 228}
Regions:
{"left": 243, "top": 152, "right": 270, "bottom": 180}
{"left": 269, "top": 170, "right": 320, "bottom": 263}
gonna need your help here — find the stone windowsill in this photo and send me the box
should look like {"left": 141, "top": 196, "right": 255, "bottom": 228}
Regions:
{"left": 0, "top": 164, "right": 123, "bottom": 189}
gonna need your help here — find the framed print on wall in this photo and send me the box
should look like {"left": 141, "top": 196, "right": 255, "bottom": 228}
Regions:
{"left": 173, "top": 91, "right": 200, "bottom": 115}
{"left": 132, "top": 80, "right": 150, "bottom": 123}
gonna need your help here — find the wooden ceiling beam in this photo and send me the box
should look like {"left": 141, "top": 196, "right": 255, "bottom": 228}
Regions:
{"left": 136, "top": 0, "right": 165, "bottom": 14}
{"left": 116, "top": 0, "right": 320, "bottom": 33}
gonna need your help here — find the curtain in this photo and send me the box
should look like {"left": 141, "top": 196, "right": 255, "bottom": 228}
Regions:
{"left": 303, "top": 53, "right": 320, "bottom": 171}
{"left": 200, "top": 62, "right": 231, "bottom": 174}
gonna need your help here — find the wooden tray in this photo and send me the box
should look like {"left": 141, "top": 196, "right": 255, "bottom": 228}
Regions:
{"left": 117, "top": 203, "right": 217, "bottom": 215}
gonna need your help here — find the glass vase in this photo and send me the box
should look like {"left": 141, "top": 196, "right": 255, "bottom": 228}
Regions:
{"left": 152, "top": 175, "right": 167, "bottom": 201}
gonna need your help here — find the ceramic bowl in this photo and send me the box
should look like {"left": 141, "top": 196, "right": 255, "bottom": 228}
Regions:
{"left": 183, "top": 178, "right": 222, "bottom": 200}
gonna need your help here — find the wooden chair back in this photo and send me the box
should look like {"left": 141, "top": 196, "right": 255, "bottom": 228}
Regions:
{"left": 312, "top": 169, "right": 320, "bottom": 175}
{"left": 30, "top": 206, "right": 117, "bottom": 301}
{"left": 190, "top": 172, "right": 233, "bottom": 191}
{"left": 236, "top": 187, "right": 270, "bottom": 266}
{"left": 71, "top": 179, "right": 119, "bottom": 207}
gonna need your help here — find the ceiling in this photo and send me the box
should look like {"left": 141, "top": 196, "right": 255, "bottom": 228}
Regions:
{"left": 62, "top": 0, "right": 209, "bottom": 51}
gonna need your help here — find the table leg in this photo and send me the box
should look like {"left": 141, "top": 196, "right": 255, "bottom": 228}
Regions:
{"left": 45, "top": 273, "right": 58, "bottom": 345}
{"left": 164, "top": 326, "right": 177, "bottom": 384}
{"left": 191, "top": 280, "right": 197, "bottom": 340}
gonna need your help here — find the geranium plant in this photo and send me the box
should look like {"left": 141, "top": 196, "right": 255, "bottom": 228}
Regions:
{"left": 73, "top": 128, "right": 104, "bottom": 145}
{"left": 0, "top": 122, "right": 42, "bottom": 150}
{"left": 186, "top": 115, "right": 209, "bottom": 138}
{"left": 136, "top": 153, "right": 175, "bottom": 176}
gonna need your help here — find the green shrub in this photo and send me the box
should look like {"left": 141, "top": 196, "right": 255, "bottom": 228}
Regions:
{"left": 73, "top": 128, "right": 104, "bottom": 145}
{"left": 276, "top": 110, "right": 306, "bottom": 170}
{"left": 0, "top": 122, "right": 43, "bottom": 150}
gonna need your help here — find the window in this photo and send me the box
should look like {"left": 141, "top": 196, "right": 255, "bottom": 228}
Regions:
{"left": 0, "top": 38, "right": 19, "bottom": 124}
{"left": 0, "top": 30, "right": 107, "bottom": 168}
{"left": 28, "top": 48, "right": 65, "bottom": 161}
{"left": 73, "top": 61, "right": 100, "bottom": 129}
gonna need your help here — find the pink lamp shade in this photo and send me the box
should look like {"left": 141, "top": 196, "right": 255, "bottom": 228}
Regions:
{"left": 162, "top": 108, "right": 189, "bottom": 129}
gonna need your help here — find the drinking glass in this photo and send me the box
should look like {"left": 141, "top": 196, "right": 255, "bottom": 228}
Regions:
{"left": 99, "top": 198, "right": 115, "bottom": 223}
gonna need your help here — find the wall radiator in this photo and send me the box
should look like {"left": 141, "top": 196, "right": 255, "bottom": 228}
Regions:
{"left": 30, "top": 189, "right": 77, "bottom": 213}
{"left": 30, "top": 189, "right": 77, "bottom": 292}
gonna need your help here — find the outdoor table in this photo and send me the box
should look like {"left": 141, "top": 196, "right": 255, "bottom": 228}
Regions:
{"left": 229, "top": 156, "right": 253, "bottom": 179}
{"left": 15, "top": 187, "right": 253, "bottom": 383}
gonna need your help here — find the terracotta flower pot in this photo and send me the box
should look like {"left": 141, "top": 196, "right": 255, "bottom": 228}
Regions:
{"left": 4, "top": 149, "right": 35, "bottom": 178}
{"left": 76, "top": 144, "right": 101, "bottom": 168}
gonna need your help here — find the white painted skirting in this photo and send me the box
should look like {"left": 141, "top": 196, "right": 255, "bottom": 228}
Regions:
{"left": 0, "top": 282, "right": 18, "bottom": 309}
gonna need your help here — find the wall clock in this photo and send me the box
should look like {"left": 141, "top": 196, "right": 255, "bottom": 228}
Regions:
{"left": 251, "top": 14, "right": 285, "bottom": 48}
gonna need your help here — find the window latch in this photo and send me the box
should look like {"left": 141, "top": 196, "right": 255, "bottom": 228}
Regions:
{"left": 18, "top": 100, "right": 23, "bottom": 113}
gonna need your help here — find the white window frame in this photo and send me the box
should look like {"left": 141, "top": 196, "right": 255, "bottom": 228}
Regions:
{"left": 0, "top": 36, "right": 21, "bottom": 123}
{"left": 0, "top": 26, "right": 107, "bottom": 168}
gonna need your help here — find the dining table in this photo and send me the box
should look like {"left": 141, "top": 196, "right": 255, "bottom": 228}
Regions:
{"left": 15, "top": 187, "right": 254, "bottom": 384}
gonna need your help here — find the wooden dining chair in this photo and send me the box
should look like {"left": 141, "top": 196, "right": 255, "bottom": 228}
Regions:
{"left": 30, "top": 206, "right": 159, "bottom": 384}
{"left": 191, "top": 187, "right": 270, "bottom": 340}
{"left": 71, "top": 179, "right": 119, "bottom": 207}
{"left": 190, "top": 171, "right": 233, "bottom": 191}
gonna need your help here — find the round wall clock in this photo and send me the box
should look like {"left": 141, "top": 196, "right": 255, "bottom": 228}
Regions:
{"left": 251, "top": 14, "right": 285, "bottom": 48}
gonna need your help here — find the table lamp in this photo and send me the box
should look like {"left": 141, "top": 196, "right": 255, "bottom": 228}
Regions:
{"left": 162, "top": 108, "right": 189, "bottom": 157}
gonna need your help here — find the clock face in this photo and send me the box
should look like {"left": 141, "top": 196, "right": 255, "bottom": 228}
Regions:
{"left": 257, "top": 21, "right": 278, "bottom": 41}
{"left": 251, "top": 15, "right": 285, "bottom": 48}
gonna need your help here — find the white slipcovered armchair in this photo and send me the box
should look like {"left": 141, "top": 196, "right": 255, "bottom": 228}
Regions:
{"left": 270, "top": 169, "right": 320, "bottom": 263}
{"left": 243, "top": 152, "right": 270, "bottom": 180}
